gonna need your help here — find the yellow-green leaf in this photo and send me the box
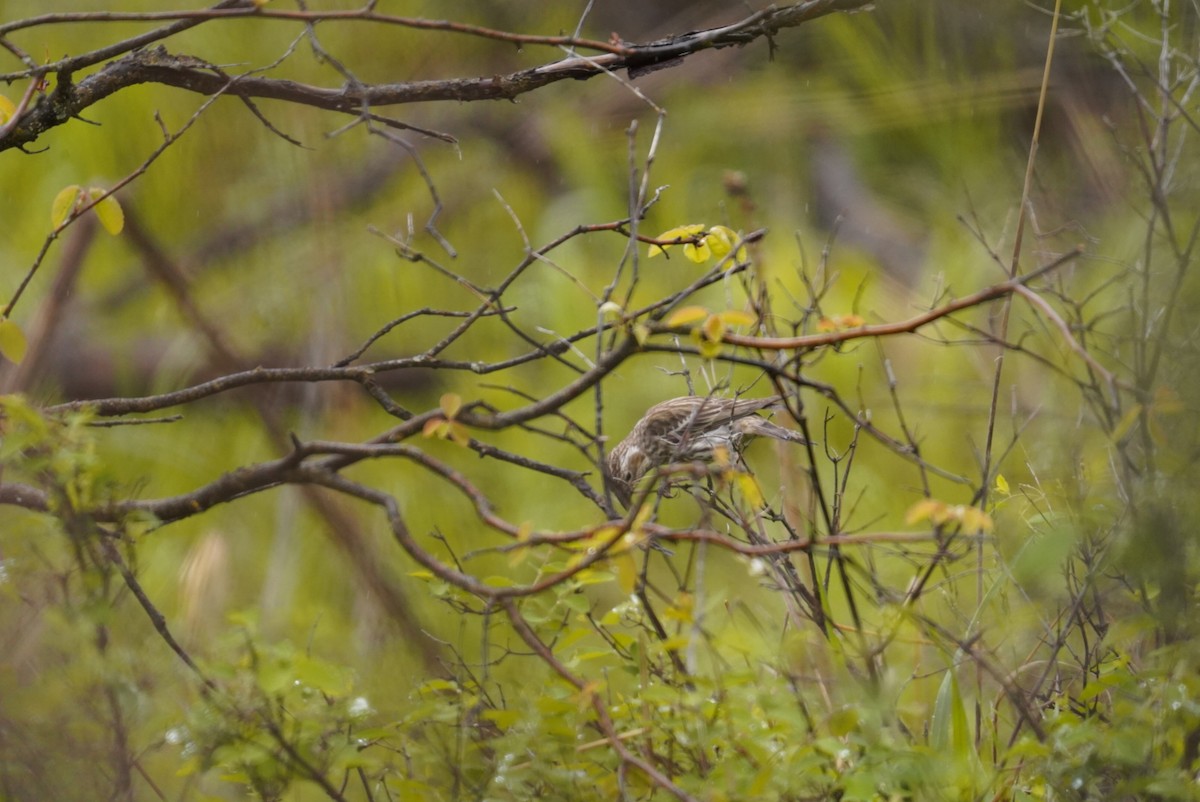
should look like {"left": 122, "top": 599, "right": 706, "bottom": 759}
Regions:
{"left": 419, "top": 678, "right": 461, "bottom": 695}
{"left": 660, "top": 634, "right": 690, "bottom": 650}
{"left": 817, "top": 313, "right": 865, "bottom": 332}
{"left": 439, "top": 392, "right": 462, "bottom": 419}
{"left": 622, "top": 529, "right": 648, "bottom": 551}
{"left": 1147, "top": 412, "right": 1166, "bottom": 447}
{"left": 682, "top": 239, "right": 711, "bottom": 263}
{"left": 613, "top": 550, "right": 638, "bottom": 594}
{"left": 508, "top": 522, "right": 534, "bottom": 567}
{"left": 905, "top": 498, "right": 942, "bottom": 526}
{"left": 480, "top": 708, "right": 522, "bottom": 730}
{"left": 632, "top": 322, "right": 650, "bottom": 346}
{"left": 711, "top": 445, "right": 732, "bottom": 468}
{"left": 648, "top": 224, "right": 705, "bottom": 257}
{"left": 665, "top": 305, "right": 709, "bottom": 328}
{"left": 735, "top": 472, "right": 765, "bottom": 508}
{"left": 701, "top": 313, "right": 724, "bottom": 342}
{"left": 598, "top": 300, "right": 623, "bottom": 321}
{"left": 573, "top": 525, "right": 621, "bottom": 555}
{"left": 0, "top": 318, "right": 27, "bottom": 365}
{"left": 716, "top": 309, "right": 756, "bottom": 328}
{"left": 960, "top": 506, "right": 994, "bottom": 533}
{"left": 827, "top": 707, "right": 860, "bottom": 737}
{"left": 0, "top": 94, "right": 14, "bottom": 125}
{"left": 706, "top": 226, "right": 733, "bottom": 258}
{"left": 88, "top": 189, "right": 124, "bottom": 235}
{"left": 294, "top": 655, "right": 353, "bottom": 696}
{"left": 446, "top": 420, "right": 471, "bottom": 447}
{"left": 632, "top": 503, "right": 653, "bottom": 533}
{"left": 1110, "top": 403, "right": 1141, "bottom": 443}
{"left": 1153, "top": 385, "right": 1183, "bottom": 414}
{"left": 710, "top": 226, "right": 749, "bottom": 262}
{"left": 994, "top": 474, "right": 1009, "bottom": 496}
{"left": 694, "top": 331, "right": 723, "bottom": 359}
{"left": 663, "top": 592, "right": 694, "bottom": 624}
{"left": 575, "top": 680, "right": 603, "bottom": 709}
{"left": 51, "top": 185, "right": 82, "bottom": 229}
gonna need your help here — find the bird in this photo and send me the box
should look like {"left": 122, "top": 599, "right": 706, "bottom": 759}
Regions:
{"left": 605, "top": 395, "right": 809, "bottom": 508}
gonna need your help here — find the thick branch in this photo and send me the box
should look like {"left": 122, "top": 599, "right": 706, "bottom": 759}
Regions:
{"left": 0, "top": 0, "right": 872, "bottom": 153}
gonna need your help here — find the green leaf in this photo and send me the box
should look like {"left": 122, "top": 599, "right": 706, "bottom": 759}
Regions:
{"left": 481, "top": 708, "right": 523, "bottom": 729}
{"left": 0, "top": 317, "right": 28, "bottom": 364}
{"left": 1009, "top": 527, "right": 1075, "bottom": 591}
{"left": 826, "top": 706, "right": 859, "bottom": 737}
{"left": 257, "top": 653, "right": 296, "bottom": 695}
{"left": 560, "top": 592, "right": 590, "bottom": 613}
{"left": 930, "top": 669, "right": 972, "bottom": 762}
{"left": 0, "top": 94, "right": 14, "bottom": 124}
{"left": 294, "top": 655, "right": 353, "bottom": 696}
{"left": 418, "top": 678, "right": 460, "bottom": 695}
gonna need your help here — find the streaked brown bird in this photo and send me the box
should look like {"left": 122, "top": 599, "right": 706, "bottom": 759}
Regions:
{"left": 605, "top": 395, "right": 809, "bottom": 508}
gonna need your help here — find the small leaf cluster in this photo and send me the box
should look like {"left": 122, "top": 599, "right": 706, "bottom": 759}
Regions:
{"left": 51, "top": 184, "right": 125, "bottom": 235}
{"left": 0, "top": 394, "right": 106, "bottom": 512}
{"left": 906, "top": 497, "right": 994, "bottom": 533}
{"left": 648, "top": 224, "right": 747, "bottom": 263}
{"left": 421, "top": 392, "right": 471, "bottom": 446}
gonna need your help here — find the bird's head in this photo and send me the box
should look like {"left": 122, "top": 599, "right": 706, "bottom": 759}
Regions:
{"left": 605, "top": 441, "right": 648, "bottom": 510}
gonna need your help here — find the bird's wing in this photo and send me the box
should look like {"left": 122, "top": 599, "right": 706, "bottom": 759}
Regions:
{"left": 636, "top": 395, "right": 782, "bottom": 439}
{"left": 692, "top": 395, "right": 781, "bottom": 426}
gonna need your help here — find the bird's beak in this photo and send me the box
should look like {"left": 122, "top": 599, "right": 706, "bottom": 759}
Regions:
{"left": 604, "top": 471, "right": 632, "bottom": 511}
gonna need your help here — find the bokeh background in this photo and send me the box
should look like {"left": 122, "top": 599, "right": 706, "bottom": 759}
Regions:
{"left": 2, "top": 1, "right": 1197, "bottom": 798}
